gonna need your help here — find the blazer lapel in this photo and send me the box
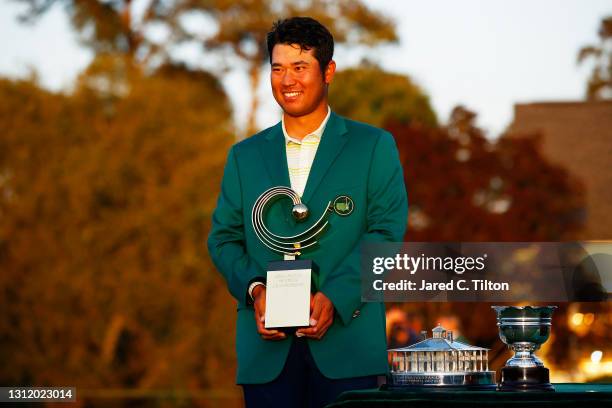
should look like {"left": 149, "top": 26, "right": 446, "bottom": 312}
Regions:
{"left": 301, "top": 112, "right": 349, "bottom": 203}
{"left": 259, "top": 122, "right": 291, "bottom": 188}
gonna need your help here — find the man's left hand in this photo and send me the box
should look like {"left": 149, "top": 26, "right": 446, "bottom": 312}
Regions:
{"left": 296, "top": 292, "right": 334, "bottom": 340}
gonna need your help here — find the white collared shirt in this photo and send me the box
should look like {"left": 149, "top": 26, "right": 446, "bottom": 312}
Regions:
{"left": 282, "top": 107, "right": 331, "bottom": 197}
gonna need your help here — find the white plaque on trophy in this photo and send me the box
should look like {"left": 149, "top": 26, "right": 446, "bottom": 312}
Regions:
{"left": 265, "top": 262, "right": 312, "bottom": 329}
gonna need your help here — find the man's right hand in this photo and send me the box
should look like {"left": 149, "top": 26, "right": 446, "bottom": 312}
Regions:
{"left": 253, "top": 285, "right": 286, "bottom": 341}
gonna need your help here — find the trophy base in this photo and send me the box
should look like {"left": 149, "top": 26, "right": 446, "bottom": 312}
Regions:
{"left": 385, "top": 371, "right": 497, "bottom": 391}
{"left": 498, "top": 366, "right": 555, "bottom": 392}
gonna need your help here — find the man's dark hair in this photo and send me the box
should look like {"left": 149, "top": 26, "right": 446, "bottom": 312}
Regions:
{"left": 266, "top": 17, "right": 334, "bottom": 74}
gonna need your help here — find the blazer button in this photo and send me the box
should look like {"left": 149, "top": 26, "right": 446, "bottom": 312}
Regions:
{"left": 352, "top": 310, "right": 361, "bottom": 319}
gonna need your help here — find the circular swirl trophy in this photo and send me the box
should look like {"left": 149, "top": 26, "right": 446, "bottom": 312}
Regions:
{"left": 252, "top": 187, "right": 332, "bottom": 330}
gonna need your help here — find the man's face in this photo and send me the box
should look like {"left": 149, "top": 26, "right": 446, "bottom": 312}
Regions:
{"left": 270, "top": 43, "right": 334, "bottom": 117}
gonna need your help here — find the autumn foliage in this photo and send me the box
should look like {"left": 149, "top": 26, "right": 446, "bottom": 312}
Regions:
{"left": 0, "top": 60, "right": 238, "bottom": 394}
{"left": 389, "top": 106, "right": 585, "bottom": 241}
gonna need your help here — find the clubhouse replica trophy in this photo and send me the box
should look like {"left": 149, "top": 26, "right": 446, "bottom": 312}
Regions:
{"left": 387, "top": 324, "right": 496, "bottom": 390}
{"left": 492, "top": 306, "right": 557, "bottom": 392}
{"left": 252, "top": 187, "right": 332, "bottom": 329}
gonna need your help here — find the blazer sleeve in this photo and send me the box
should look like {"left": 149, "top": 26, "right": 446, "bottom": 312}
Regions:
{"left": 319, "top": 131, "right": 408, "bottom": 325}
{"left": 207, "top": 146, "right": 265, "bottom": 305}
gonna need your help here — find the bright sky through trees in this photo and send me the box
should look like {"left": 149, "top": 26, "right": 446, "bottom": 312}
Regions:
{"left": 0, "top": 0, "right": 609, "bottom": 137}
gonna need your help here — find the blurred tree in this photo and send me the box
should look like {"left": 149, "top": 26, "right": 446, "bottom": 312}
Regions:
{"left": 0, "top": 62, "right": 236, "bottom": 396}
{"left": 16, "top": 0, "right": 144, "bottom": 58}
{"left": 16, "top": 0, "right": 398, "bottom": 137}
{"left": 577, "top": 16, "right": 612, "bottom": 100}
{"left": 168, "top": 0, "right": 398, "bottom": 136}
{"left": 390, "top": 105, "right": 585, "bottom": 241}
{"left": 329, "top": 62, "right": 437, "bottom": 128}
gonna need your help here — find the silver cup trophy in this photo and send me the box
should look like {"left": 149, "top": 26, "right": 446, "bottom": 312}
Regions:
{"left": 492, "top": 305, "right": 557, "bottom": 392}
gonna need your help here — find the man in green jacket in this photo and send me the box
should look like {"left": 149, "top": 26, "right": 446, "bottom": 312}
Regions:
{"left": 208, "top": 16, "right": 408, "bottom": 408}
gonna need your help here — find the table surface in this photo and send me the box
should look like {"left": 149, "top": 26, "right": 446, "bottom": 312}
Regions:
{"left": 327, "top": 384, "right": 612, "bottom": 408}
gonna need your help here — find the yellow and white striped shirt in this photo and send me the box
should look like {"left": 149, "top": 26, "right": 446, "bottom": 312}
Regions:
{"left": 282, "top": 107, "right": 331, "bottom": 197}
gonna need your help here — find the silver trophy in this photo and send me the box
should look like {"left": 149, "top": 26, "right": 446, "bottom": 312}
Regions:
{"left": 492, "top": 305, "right": 557, "bottom": 391}
{"left": 251, "top": 187, "right": 332, "bottom": 329}
{"left": 251, "top": 187, "right": 331, "bottom": 258}
{"left": 387, "top": 324, "right": 496, "bottom": 390}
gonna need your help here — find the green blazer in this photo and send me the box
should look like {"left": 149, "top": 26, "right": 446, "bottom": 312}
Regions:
{"left": 207, "top": 112, "right": 408, "bottom": 384}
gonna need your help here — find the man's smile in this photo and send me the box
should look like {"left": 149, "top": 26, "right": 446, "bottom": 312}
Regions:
{"left": 283, "top": 91, "right": 303, "bottom": 100}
